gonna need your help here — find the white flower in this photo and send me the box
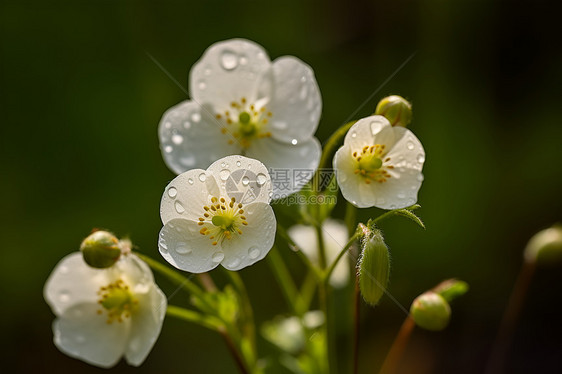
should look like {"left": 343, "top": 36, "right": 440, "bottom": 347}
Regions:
{"left": 288, "top": 219, "right": 349, "bottom": 288}
{"left": 158, "top": 38, "right": 322, "bottom": 197}
{"left": 333, "top": 115, "right": 425, "bottom": 209}
{"left": 44, "top": 253, "right": 167, "bottom": 368}
{"left": 159, "top": 155, "right": 276, "bottom": 273}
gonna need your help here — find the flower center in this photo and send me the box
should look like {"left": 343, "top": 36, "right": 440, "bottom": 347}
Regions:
{"left": 353, "top": 145, "right": 394, "bottom": 184}
{"left": 215, "top": 97, "right": 273, "bottom": 149}
{"left": 198, "top": 197, "right": 248, "bottom": 245}
{"left": 96, "top": 279, "right": 138, "bottom": 324}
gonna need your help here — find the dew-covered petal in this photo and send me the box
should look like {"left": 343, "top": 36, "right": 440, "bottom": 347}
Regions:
{"left": 265, "top": 56, "right": 322, "bottom": 143}
{"left": 53, "top": 303, "right": 131, "bottom": 368}
{"left": 344, "top": 115, "right": 394, "bottom": 150}
{"left": 158, "top": 218, "right": 222, "bottom": 273}
{"left": 190, "top": 39, "right": 272, "bottom": 111}
{"left": 246, "top": 137, "right": 321, "bottom": 198}
{"left": 160, "top": 168, "right": 219, "bottom": 224}
{"left": 221, "top": 202, "right": 276, "bottom": 271}
{"left": 333, "top": 144, "right": 374, "bottom": 208}
{"left": 207, "top": 155, "right": 273, "bottom": 205}
{"left": 114, "top": 254, "right": 156, "bottom": 295}
{"left": 159, "top": 100, "right": 241, "bottom": 174}
{"left": 125, "top": 286, "right": 167, "bottom": 366}
{"left": 44, "top": 252, "right": 110, "bottom": 316}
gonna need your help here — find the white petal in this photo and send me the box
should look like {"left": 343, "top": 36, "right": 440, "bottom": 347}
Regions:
{"left": 265, "top": 56, "right": 322, "bottom": 143}
{"left": 159, "top": 100, "right": 242, "bottom": 174}
{"left": 160, "top": 168, "right": 219, "bottom": 224}
{"left": 158, "top": 218, "right": 222, "bottom": 273}
{"left": 344, "top": 115, "right": 394, "bottom": 149}
{"left": 125, "top": 286, "right": 167, "bottom": 366}
{"left": 115, "top": 254, "right": 156, "bottom": 295}
{"left": 44, "top": 253, "right": 110, "bottom": 316}
{"left": 333, "top": 144, "right": 375, "bottom": 208}
{"left": 189, "top": 39, "right": 272, "bottom": 111}
{"left": 221, "top": 202, "right": 276, "bottom": 271}
{"left": 53, "top": 303, "right": 131, "bottom": 368}
{"left": 246, "top": 137, "right": 321, "bottom": 198}
{"left": 206, "top": 155, "right": 273, "bottom": 204}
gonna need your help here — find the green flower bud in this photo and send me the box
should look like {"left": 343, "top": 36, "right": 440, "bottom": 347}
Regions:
{"left": 524, "top": 225, "right": 562, "bottom": 265}
{"left": 410, "top": 292, "right": 451, "bottom": 331}
{"left": 433, "top": 278, "right": 469, "bottom": 303}
{"left": 80, "top": 230, "right": 122, "bottom": 269}
{"left": 374, "top": 95, "right": 412, "bottom": 127}
{"left": 358, "top": 229, "right": 390, "bottom": 306}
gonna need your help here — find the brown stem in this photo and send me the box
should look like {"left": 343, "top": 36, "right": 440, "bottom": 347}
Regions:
{"left": 218, "top": 327, "right": 250, "bottom": 374}
{"left": 485, "top": 259, "right": 536, "bottom": 374}
{"left": 378, "top": 316, "right": 416, "bottom": 374}
{"left": 197, "top": 272, "right": 218, "bottom": 292}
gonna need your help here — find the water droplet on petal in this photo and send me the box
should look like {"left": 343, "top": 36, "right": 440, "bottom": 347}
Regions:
{"left": 172, "top": 134, "right": 184, "bottom": 145}
{"left": 407, "top": 141, "right": 415, "bottom": 150}
{"left": 175, "top": 242, "right": 191, "bottom": 255}
{"left": 175, "top": 201, "right": 185, "bottom": 214}
{"left": 291, "top": 139, "right": 298, "bottom": 145}
{"left": 164, "top": 121, "right": 172, "bottom": 129}
{"left": 168, "top": 187, "right": 177, "bottom": 198}
{"left": 351, "top": 132, "right": 357, "bottom": 138}
{"left": 229, "top": 258, "right": 241, "bottom": 268}
{"left": 249, "top": 247, "right": 260, "bottom": 259}
{"left": 198, "top": 81, "right": 206, "bottom": 90}
{"left": 239, "top": 56, "right": 248, "bottom": 65}
{"left": 417, "top": 154, "right": 425, "bottom": 163}
{"left": 204, "top": 67, "right": 212, "bottom": 76}
{"left": 183, "top": 121, "right": 191, "bottom": 129}
{"left": 242, "top": 176, "right": 250, "bottom": 186}
{"left": 164, "top": 146, "right": 173, "bottom": 153}
{"left": 191, "top": 113, "right": 201, "bottom": 123}
{"left": 59, "top": 265, "right": 69, "bottom": 274}
{"left": 220, "top": 169, "right": 231, "bottom": 181}
{"left": 397, "top": 193, "right": 405, "bottom": 199}
{"left": 188, "top": 178, "right": 194, "bottom": 185}
{"left": 212, "top": 252, "right": 225, "bottom": 263}
{"left": 199, "top": 173, "right": 207, "bottom": 182}
{"left": 236, "top": 161, "right": 241, "bottom": 167}
{"left": 300, "top": 76, "right": 307, "bottom": 83}
{"left": 256, "top": 173, "right": 267, "bottom": 186}
{"left": 299, "top": 84, "right": 308, "bottom": 99}
{"left": 417, "top": 174, "right": 424, "bottom": 182}
{"left": 59, "top": 290, "right": 70, "bottom": 303}
{"left": 220, "top": 50, "right": 238, "bottom": 70}
{"left": 371, "top": 121, "right": 383, "bottom": 134}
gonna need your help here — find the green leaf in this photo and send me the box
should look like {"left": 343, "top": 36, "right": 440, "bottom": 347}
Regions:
{"left": 394, "top": 208, "right": 425, "bottom": 229}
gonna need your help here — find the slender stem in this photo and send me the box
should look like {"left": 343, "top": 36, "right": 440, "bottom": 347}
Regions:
{"left": 277, "top": 223, "right": 322, "bottom": 277}
{"left": 316, "top": 224, "right": 328, "bottom": 269}
{"left": 197, "top": 272, "right": 218, "bottom": 292}
{"left": 134, "top": 252, "right": 204, "bottom": 298}
{"left": 225, "top": 269, "right": 257, "bottom": 351}
{"left": 485, "top": 259, "right": 537, "bottom": 374}
{"left": 324, "top": 230, "right": 361, "bottom": 284}
{"left": 311, "top": 120, "right": 356, "bottom": 192}
{"left": 344, "top": 202, "right": 357, "bottom": 236}
{"left": 166, "top": 305, "right": 222, "bottom": 331}
{"left": 298, "top": 271, "right": 318, "bottom": 313}
{"left": 352, "top": 276, "right": 361, "bottom": 374}
{"left": 218, "top": 327, "right": 251, "bottom": 374}
{"left": 319, "top": 280, "right": 334, "bottom": 374}
{"left": 378, "top": 316, "right": 416, "bottom": 374}
{"left": 267, "top": 246, "right": 301, "bottom": 315}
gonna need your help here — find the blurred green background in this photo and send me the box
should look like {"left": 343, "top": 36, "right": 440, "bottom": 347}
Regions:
{"left": 1, "top": 0, "right": 561, "bottom": 373}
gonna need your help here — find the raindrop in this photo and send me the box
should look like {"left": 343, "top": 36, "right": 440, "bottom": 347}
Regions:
{"left": 183, "top": 121, "right": 191, "bottom": 129}
{"left": 371, "top": 121, "right": 383, "bottom": 134}
{"left": 175, "top": 242, "right": 191, "bottom": 255}
{"left": 164, "top": 121, "right": 172, "bottom": 129}
{"left": 300, "top": 76, "right": 307, "bottom": 83}
{"left": 198, "top": 81, "right": 206, "bottom": 90}
{"left": 59, "top": 290, "right": 70, "bottom": 303}
{"left": 299, "top": 85, "right": 308, "bottom": 99}
{"left": 159, "top": 240, "right": 168, "bottom": 252}
{"left": 229, "top": 258, "right": 241, "bottom": 268}
{"left": 256, "top": 173, "right": 267, "bottom": 186}
{"left": 417, "top": 154, "right": 425, "bottom": 163}
{"left": 236, "top": 161, "right": 241, "bottom": 167}
{"left": 164, "top": 146, "right": 173, "bottom": 153}
{"left": 212, "top": 252, "right": 225, "bottom": 263}
{"left": 407, "top": 141, "right": 415, "bottom": 150}
{"left": 249, "top": 247, "right": 260, "bottom": 259}
{"left": 188, "top": 178, "right": 194, "bottom": 185}
{"left": 175, "top": 201, "right": 185, "bottom": 214}
{"left": 220, "top": 169, "right": 231, "bottom": 181}
{"left": 242, "top": 176, "right": 250, "bottom": 186}
{"left": 221, "top": 162, "right": 226, "bottom": 168}
{"left": 351, "top": 132, "right": 357, "bottom": 138}
{"left": 191, "top": 113, "right": 201, "bottom": 123}
{"left": 397, "top": 193, "right": 405, "bottom": 199}
{"left": 172, "top": 134, "right": 184, "bottom": 145}
{"left": 199, "top": 173, "right": 207, "bottom": 182}
{"left": 239, "top": 56, "right": 248, "bottom": 65}
{"left": 220, "top": 50, "right": 238, "bottom": 70}
{"left": 417, "top": 174, "right": 425, "bottom": 182}
{"left": 291, "top": 139, "right": 298, "bottom": 145}
{"left": 204, "top": 67, "right": 212, "bottom": 76}
{"left": 168, "top": 187, "right": 177, "bottom": 198}
{"left": 59, "top": 265, "right": 69, "bottom": 274}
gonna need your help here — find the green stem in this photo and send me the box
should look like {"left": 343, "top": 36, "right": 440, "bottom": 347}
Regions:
{"left": 166, "top": 305, "right": 223, "bottom": 331}
{"left": 324, "top": 230, "right": 361, "bottom": 284}
{"left": 224, "top": 269, "right": 257, "bottom": 351}
{"left": 267, "top": 246, "right": 301, "bottom": 315}
{"left": 344, "top": 202, "right": 358, "bottom": 236}
{"left": 134, "top": 252, "right": 204, "bottom": 298}
{"left": 311, "top": 120, "right": 356, "bottom": 192}
{"left": 316, "top": 224, "right": 328, "bottom": 269}
{"left": 297, "top": 271, "right": 318, "bottom": 313}
{"left": 319, "top": 280, "right": 334, "bottom": 374}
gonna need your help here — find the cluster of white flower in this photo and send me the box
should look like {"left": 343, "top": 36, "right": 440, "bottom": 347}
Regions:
{"left": 44, "top": 38, "right": 426, "bottom": 369}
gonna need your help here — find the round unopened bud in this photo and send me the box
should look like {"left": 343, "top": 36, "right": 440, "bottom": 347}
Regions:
{"left": 410, "top": 291, "right": 451, "bottom": 331}
{"left": 524, "top": 225, "right": 562, "bottom": 265}
{"left": 80, "top": 231, "right": 122, "bottom": 269}
{"left": 358, "top": 230, "right": 390, "bottom": 306}
{"left": 375, "top": 95, "right": 412, "bottom": 127}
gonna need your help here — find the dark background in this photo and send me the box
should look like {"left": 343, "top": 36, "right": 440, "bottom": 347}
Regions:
{"left": 1, "top": 0, "right": 561, "bottom": 373}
